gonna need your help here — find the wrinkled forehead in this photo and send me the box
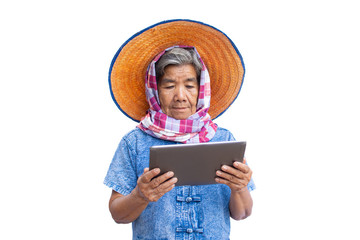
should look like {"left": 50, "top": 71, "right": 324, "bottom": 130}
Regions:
{"left": 159, "top": 65, "right": 198, "bottom": 83}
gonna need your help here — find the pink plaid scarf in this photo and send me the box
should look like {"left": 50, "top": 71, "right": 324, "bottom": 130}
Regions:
{"left": 137, "top": 46, "right": 217, "bottom": 143}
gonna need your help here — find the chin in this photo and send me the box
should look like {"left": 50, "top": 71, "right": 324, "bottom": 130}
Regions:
{"left": 167, "top": 109, "right": 196, "bottom": 120}
{"left": 171, "top": 113, "right": 191, "bottom": 120}
{"left": 172, "top": 115, "right": 188, "bottom": 120}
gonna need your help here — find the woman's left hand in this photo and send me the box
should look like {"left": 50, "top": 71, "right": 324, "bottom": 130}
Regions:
{"left": 215, "top": 159, "right": 252, "bottom": 193}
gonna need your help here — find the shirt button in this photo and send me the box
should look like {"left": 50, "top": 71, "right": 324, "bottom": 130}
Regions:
{"left": 186, "top": 197, "right": 192, "bottom": 202}
{"left": 186, "top": 228, "right": 193, "bottom": 233}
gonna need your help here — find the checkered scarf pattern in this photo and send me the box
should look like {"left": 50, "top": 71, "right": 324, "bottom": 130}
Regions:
{"left": 137, "top": 46, "right": 217, "bottom": 143}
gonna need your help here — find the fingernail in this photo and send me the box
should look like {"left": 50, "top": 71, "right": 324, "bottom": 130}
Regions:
{"left": 222, "top": 165, "right": 227, "bottom": 170}
{"left": 216, "top": 171, "right": 222, "bottom": 175}
{"left": 167, "top": 171, "right": 174, "bottom": 177}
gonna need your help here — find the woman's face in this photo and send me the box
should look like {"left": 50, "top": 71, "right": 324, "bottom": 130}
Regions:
{"left": 158, "top": 64, "right": 199, "bottom": 120}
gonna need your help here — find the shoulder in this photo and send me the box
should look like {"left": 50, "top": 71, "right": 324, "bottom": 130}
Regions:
{"left": 120, "top": 128, "right": 150, "bottom": 150}
{"left": 216, "top": 126, "right": 232, "bottom": 134}
{"left": 122, "top": 128, "right": 149, "bottom": 143}
{"left": 211, "top": 126, "right": 236, "bottom": 142}
{"left": 121, "top": 128, "right": 172, "bottom": 152}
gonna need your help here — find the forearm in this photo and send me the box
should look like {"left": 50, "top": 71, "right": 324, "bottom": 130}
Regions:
{"left": 109, "top": 187, "right": 149, "bottom": 224}
{"left": 109, "top": 168, "right": 177, "bottom": 224}
{"left": 229, "top": 188, "right": 253, "bottom": 220}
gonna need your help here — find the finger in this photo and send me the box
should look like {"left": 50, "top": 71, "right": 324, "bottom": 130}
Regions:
{"left": 148, "top": 177, "right": 178, "bottom": 202}
{"left": 215, "top": 177, "right": 248, "bottom": 190}
{"left": 220, "top": 165, "right": 245, "bottom": 179}
{"left": 233, "top": 162, "right": 253, "bottom": 181}
{"left": 158, "top": 177, "right": 178, "bottom": 190}
{"left": 153, "top": 177, "right": 178, "bottom": 197}
{"left": 149, "top": 183, "right": 177, "bottom": 202}
{"left": 140, "top": 168, "right": 161, "bottom": 183}
{"left": 233, "top": 161, "right": 250, "bottom": 173}
{"left": 216, "top": 170, "right": 243, "bottom": 185}
{"left": 161, "top": 181, "right": 177, "bottom": 194}
{"left": 215, "top": 177, "right": 237, "bottom": 188}
{"left": 151, "top": 171, "right": 175, "bottom": 188}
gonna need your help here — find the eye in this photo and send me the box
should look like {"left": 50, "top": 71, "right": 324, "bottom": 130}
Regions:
{"left": 186, "top": 85, "right": 196, "bottom": 89}
{"left": 164, "top": 85, "right": 174, "bottom": 89}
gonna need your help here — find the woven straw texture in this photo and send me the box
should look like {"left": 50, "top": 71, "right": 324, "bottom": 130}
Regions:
{"left": 110, "top": 20, "right": 244, "bottom": 121}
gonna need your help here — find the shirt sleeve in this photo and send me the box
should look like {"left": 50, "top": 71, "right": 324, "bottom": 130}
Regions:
{"left": 103, "top": 137, "right": 138, "bottom": 195}
{"left": 227, "top": 131, "right": 256, "bottom": 192}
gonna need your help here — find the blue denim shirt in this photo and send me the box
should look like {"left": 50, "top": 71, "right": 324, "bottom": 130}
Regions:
{"left": 104, "top": 127, "right": 255, "bottom": 240}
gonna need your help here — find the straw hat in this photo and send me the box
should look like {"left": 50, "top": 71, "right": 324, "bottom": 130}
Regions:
{"left": 109, "top": 19, "right": 245, "bottom": 122}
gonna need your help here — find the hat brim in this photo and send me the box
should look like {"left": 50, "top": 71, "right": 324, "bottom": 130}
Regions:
{"left": 109, "top": 19, "right": 245, "bottom": 122}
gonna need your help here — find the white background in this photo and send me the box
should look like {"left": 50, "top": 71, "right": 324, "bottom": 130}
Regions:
{"left": 1, "top": 0, "right": 359, "bottom": 239}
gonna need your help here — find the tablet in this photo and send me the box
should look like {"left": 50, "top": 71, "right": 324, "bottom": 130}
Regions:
{"left": 149, "top": 141, "right": 246, "bottom": 186}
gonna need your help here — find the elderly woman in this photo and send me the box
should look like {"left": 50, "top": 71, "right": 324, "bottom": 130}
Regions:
{"left": 104, "top": 20, "right": 255, "bottom": 240}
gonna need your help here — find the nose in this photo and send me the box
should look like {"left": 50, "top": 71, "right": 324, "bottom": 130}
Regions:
{"left": 174, "top": 86, "right": 186, "bottom": 102}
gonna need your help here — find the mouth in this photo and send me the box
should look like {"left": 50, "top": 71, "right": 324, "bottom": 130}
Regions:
{"left": 172, "top": 107, "right": 188, "bottom": 111}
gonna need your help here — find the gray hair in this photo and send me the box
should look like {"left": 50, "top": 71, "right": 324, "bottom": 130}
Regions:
{"left": 155, "top": 48, "right": 203, "bottom": 82}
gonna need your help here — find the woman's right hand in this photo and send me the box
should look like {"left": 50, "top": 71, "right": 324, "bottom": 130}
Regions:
{"left": 135, "top": 168, "right": 177, "bottom": 202}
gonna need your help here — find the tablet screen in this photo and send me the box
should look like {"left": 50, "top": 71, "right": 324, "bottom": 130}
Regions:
{"left": 149, "top": 141, "right": 246, "bottom": 186}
